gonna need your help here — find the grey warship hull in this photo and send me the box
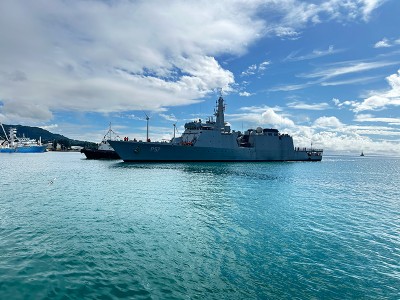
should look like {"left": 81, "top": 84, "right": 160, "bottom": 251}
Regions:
{"left": 109, "top": 95, "right": 323, "bottom": 162}
{"left": 108, "top": 140, "right": 322, "bottom": 162}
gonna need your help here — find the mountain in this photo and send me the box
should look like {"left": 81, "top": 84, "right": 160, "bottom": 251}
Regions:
{"left": 1, "top": 124, "right": 97, "bottom": 149}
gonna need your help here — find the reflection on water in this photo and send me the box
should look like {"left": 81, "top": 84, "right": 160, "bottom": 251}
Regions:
{"left": 111, "top": 161, "right": 285, "bottom": 180}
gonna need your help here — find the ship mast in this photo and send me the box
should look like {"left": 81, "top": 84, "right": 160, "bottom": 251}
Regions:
{"left": 215, "top": 96, "right": 225, "bottom": 130}
{"left": 0, "top": 123, "right": 10, "bottom": 142}
{"left": 142, "top": 112, "right": 150, "bottom": 142}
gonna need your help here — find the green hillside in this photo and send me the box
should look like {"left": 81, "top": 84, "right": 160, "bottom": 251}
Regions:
{"left": 1, "top": 124, "right": 97, "bottom": 149}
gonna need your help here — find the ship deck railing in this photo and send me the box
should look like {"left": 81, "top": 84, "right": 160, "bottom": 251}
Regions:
{"left": 295, "top": 148, "right": 323, "bottom": 152}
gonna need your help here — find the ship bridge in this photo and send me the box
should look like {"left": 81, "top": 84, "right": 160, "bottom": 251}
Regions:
{"left": 183, "top": 96, "right": 231, "bottom": 133}
{"left": 184, "top": 119, "right": 214, "bottom": 131}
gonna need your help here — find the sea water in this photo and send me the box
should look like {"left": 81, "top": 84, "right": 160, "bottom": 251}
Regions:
{"left": 0, "top": 152, "right": 399, "bottom": 299}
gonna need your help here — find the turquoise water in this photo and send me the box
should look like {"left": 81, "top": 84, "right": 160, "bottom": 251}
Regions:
{"left": 0, "top": 152, "right": 399, "bottom": 299}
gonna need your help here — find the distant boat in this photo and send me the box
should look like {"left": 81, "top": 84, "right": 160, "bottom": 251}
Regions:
{"left": 360, "top": 151, "right": 365, "bottom": 156}
{"left": 81, "top": 123, "right": 121, "bottom": 159}
{"left": 0, "top": 124, "right": 47, "bottom": 153}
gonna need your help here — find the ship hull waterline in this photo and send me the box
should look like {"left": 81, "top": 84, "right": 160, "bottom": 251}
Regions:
{"left": 108, "top": 140, "right": 322, "bottom": 162}
{"left": 80, "top": 148, "right": 120, "bottom": 160}
{"left": 0, "top": 145, "right": 47, "bottom": 153}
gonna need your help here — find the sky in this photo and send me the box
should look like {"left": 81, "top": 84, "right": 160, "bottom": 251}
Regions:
{"left": 1, "top": 0, "right": 399, "bottom": 155}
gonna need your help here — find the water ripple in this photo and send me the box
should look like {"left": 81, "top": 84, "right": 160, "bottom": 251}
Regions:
{"left": 0, "top": 153, "right": 399, "bottom": 299}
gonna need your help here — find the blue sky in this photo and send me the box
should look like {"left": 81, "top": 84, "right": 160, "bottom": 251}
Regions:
{"left": 0, "top": 0, "right": 399, "bottom": 155}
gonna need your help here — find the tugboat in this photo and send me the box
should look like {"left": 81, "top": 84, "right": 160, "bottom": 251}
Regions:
{"left": 81, "top": 123, "right": 121, "bottom": 159}
{"left": 0, "top": 124, "right": 47, "bottom": 153}
{"left": 109, "top": 95, "right": 323, "bottom": 162}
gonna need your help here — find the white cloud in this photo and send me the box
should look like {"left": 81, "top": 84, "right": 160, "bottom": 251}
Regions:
{"left": 374, "top": 36, "right": 400, "bottom": 48}
{"left": 227, "top": 106, "right": 292, "bottom": 128}
{"left": 239, "top": 105, "right": 283, "bottom": 113}
{"left": 261, "top": 109, "right": 295, "bottom": 127}
{"left": 332, "top": 98, "right": 341, "bottom": 106}
{"left": 0, "top": 0, "right": 387, "bottom": 125}
{"left": 301, "top": 61, "right": 396, "bottom": 81}
{"left": 284, "top": 45, "right": 342, "bottom": 61}
{"left": 269, "top": 82, "right": 313, "bottom": 92}
{"left": 121, "top": 114, "right": 147, "bottom": 121}
{"left": 259, "top": 61, "right": 271, "bottom": 71}
{"left": 241, "top": 64, "right": 258, "bottom": 76}
{"left": 332, "top": 98, "right": 358, "bottom": 110}
{"left": 287, "top": 101, "right": 330, "bottom": 110}
{"left": 241, "top": 61, "right": 271, "bottom": 77}
{"left": 0, "top": 0, "right": 262, "bottom": 123}
{"left": 374, "top": 38, "right": 391, "bottom": 48}
{"left": 40, "top": 124, "right": 59, "bottom": 131}
{"left": 289, "top": 124, "right": 400, "bottom": 156}
{"left": 353, "top": 95, "right": 391, "bottom": 112}
{"left": 361, "top": 0, "right": 385, "bottom": 17}
{"left": 239, "top": 92, "right": 254, "bottom": 97}
{"left": 353, "top": 70, "right": 400, "bottom": 112}
{"left": 159, "top": 113, "right": 178, "bottom": 122}
{"left": 314, "top": 116, "right": 344, "bottom": 128}
{"left": 295, "top": 130, "right": 400, "bottom": 155}
{"left": 271, "top": 59, "right": 395, "bottom": 92}
{"left": 226, "top": 107, "right": 400, "bottom": 155}
{"left": 275, "top": 0, "right": 385, "bottom": 29}
{"left": 354, "top": 114, "right": 400, "bottom": 124}
{"left": 0, "top": 101, "right": 53, "bottom": 124}
{"left": 272, "top": 26, "right": 301, "bottom": 40}
{"left": 321, "top": 76, "right": 380, "bottom": 86}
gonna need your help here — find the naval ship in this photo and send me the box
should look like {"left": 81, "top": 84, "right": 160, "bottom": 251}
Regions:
{"left": 108, "top": 96, "right": 323, "bottom": 162}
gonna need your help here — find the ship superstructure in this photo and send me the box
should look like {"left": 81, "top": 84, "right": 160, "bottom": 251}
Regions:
{"left": 109, "top": 96, "right": 323, "bottom": 162}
